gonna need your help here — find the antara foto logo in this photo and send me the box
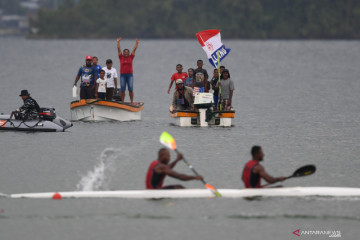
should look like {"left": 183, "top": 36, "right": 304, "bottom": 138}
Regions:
{"left": 293, "top": 229, "right": 301, "bottom": 236}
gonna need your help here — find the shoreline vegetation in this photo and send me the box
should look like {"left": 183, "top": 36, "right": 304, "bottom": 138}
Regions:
{"left": 28, "top": 0, "right": 360, "bottom": 39}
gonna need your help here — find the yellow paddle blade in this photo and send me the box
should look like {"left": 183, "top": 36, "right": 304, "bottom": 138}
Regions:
{"left": 160, "top": 131, "right": 177, "bottom": 150}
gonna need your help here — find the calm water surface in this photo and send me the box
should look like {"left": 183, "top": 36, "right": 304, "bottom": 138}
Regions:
{"left": 0, "top": 38, "right": 360, "bottom": 240}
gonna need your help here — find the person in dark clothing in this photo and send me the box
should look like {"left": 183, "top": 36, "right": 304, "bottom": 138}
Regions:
{"left": 145, "top": 148, "right": 203, "bottom": 189}
{"left": 11, "top": 90, "right": 40, "bottom": 120}
{"left": 242, "top": 146, "right": 285, "bottom": 188}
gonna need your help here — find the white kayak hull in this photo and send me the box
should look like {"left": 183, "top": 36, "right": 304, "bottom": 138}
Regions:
{"left": 6, "top": 187, "right": 360, "bottom": 199}
{"left": 70, "top": 100, "right": 144, "bottom": 122}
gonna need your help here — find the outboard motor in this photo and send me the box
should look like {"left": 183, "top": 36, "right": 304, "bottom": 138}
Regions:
{"left": 39, "top": 107, "right": 56, "bottom": 121}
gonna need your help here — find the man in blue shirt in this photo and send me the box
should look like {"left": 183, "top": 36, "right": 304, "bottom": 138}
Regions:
{"left": 74, "top": 55, "right": 96, "bottom": 99}
{"left": 92, "top": 56, "right": 102, "bottom": 80}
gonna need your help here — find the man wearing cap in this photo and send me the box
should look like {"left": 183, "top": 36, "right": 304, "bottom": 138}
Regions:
{"left": 102, "top": 59, "right": 118, "bottom": 101}
{"left": 74, "top": 55, "right": 96, "bottom": 99}
{"left": 10, "top": 90, "right": 41, "bottom": 120}
{"left": 172, "top": 79, "right": 194, "bottom": 111}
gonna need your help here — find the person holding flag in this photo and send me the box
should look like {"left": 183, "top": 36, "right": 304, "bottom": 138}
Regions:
{"left": 215, "top": 69, "right": 234, "bottom": 110}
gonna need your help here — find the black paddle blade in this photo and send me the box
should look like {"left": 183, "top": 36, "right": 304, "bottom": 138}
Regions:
{"left": 293, "top": 165, "right": 316, "bottom": 177}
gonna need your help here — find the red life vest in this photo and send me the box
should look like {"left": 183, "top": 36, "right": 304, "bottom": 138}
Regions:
{"left": 145, "top": 160, "right": 166, "bottom": 189}
{"left": 242, "top": 160, "right": 261, "bottom": 188}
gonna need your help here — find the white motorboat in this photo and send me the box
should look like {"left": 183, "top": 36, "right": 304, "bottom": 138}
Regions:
{"left": 170, "top": 93, "right": 235, "bottom": 127}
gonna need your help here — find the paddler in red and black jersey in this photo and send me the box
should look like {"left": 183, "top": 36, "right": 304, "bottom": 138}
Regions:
{"left": 242, "top": 146, "right": 285, "bottom": 188}
{"left": 145, "top": 148, "right": 203, "bottom": 189}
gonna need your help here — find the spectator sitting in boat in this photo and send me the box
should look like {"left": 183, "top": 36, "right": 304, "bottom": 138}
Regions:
{"left": 102, "top": 59, "right": 118, "bottom": 101}
{"left": 215, "top": 69, "right": 234, "bottom": 110}
{"left": 10, "top": 90, "right": 40, "bottom": 120}
{"left": 242, "top": 146, "right": 285, "bottom": 188}
{"left": 74, "top": 55, "right": 96, "bottom": 99}
{"left": 193, "top": 59, "right": 209, "bottom": 94}
{"left": 184, "top": 68, "right": 194, "bottom": 88}
{"left": 168, "top": 64, "right": 188, "bottom": 94}
{"left": 172, "top": 79, "right": 194, "bottom": 111}
{"left": 210, "top": 68, "right": 220, "bottom": 110}
{"left": 145, "top": 148, "right": 203, "bottom": 189}
{"left": 95, "top": 70, "right": 107, "bottom": 100}
{"left": 117, "top": 37, "right": 139, "bottom": 105}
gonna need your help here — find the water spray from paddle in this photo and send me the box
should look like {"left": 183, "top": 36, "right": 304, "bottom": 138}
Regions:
{"left": 76, "top": 148, "right": 122, "bottom": 191}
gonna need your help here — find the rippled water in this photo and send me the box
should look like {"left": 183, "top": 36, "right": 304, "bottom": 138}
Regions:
{"left": 0, "top": 38, "right": 359, "bottom": 239}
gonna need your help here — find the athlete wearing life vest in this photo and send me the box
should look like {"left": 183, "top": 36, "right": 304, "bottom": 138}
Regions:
{"left": 145, "top": 148, "right": 203, "bottom": 189}
{"left": 242, "top": 146, "right": 285, "bottom": 188}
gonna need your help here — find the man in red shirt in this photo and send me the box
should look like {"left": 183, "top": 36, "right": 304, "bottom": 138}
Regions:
{"left": 117, "top": 37, "right": 139, "bottom": 104}
{"left": 242, "top": 146, "right": 285, "bottom": 188}
{"left": 167, "top": 64, "right": 188, "bottom": 94}
{"left": 145, "top": 148, "right": 203, "bottom": 189}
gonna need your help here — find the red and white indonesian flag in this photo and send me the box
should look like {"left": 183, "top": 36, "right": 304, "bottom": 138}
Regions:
{"left": 196, "top": 29, "right": 231, "bottom": 68}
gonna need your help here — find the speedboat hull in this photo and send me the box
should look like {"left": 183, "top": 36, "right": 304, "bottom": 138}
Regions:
{"left": 0, "top": 114, "right": 72, "bottom": 132}
{"left": 70, "top": 99, "right": 144, "bottom": 122}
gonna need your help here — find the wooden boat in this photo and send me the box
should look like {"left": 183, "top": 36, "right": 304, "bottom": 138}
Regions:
{"left": 5, "top": 187, "right": 360, "bottom": 199}
{"left": 70, "top": 99, "right": 144, "bottom": 122}
{"left": 170, "top": 93, "right": 235, "bottom": 127}
{"left": 170, "top": 107, "right": 235, "bottom": 127}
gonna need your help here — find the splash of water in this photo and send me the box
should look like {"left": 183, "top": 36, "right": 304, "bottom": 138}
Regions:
{"left": 76, "top": 148, "right": 123, "bottom": 191}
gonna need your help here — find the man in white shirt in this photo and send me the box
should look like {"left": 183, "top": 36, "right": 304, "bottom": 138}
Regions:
{"left": 102, "top": 59, "right": 118, "bottom": 100}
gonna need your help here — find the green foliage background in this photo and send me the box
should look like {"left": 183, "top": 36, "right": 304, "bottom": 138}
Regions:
{"left": 29, "top": 0, "right": 360, "bottom": 38}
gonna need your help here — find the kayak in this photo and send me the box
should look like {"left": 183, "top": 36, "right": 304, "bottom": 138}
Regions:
{"left": 5, "top": 187, "right": 360, "bottom": 199}
{"left": 70, "top": 99, "right": 144, "bottom": 122}
{"left": 0, "top": 107, "right": 72, "bottom": 132}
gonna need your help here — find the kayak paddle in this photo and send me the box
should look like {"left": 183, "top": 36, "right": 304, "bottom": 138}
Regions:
{"left": 160, "top": 131, "right": 222, "bottom": 197}
{"left": 262, "top": 164, "right": 316, "bottom": 187}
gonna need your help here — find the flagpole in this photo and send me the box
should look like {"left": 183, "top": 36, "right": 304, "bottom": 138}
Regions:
{"left": 217, "top": 51, "right": 222, "bottom": 111}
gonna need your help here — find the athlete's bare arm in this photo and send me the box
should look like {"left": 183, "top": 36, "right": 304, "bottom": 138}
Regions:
{"left": 253, "top": 164, "right": 284, "bottom": 184}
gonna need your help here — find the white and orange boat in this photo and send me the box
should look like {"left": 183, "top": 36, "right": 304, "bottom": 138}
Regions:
{"left": 70, "top": 99, "right": 144, "bottom": 122}
{"left": 170, "top": 93, "right": 235, "bottom": 127}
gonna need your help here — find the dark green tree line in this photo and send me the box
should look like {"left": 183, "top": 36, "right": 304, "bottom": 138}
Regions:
{"left": 29, "top": 0, "right": 360, "bottom": 38}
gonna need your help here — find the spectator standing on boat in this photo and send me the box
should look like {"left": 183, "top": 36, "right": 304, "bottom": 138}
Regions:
{"left": 172, "top": 79, "right": 194, "bottom": 111}
{"left": 95, "top": 70, "right": 107, "bottom": 100}
{"left": 220, "top": 65, "right": 225, "bottom": 75}
{"left": 184, "top": 68, "right": 194, "bottom": 88}
{"left": 92, "top": 56, "right": 102, "bottom": 80}
{"left": 215, "top": 69, "right": 234, "bottom": 110}
{"left": 10, "top": 90, "right": 40, "bottom": 120}
{"left": 168, "top": 64, "right": 188, "bottom": 94}
{"left": 210, "top": 68, "right": 220, "bottom": 110}
{"left": 74, "top": 55, "right": 96, "bottom": 99}
{"left": 117, "top": 37, "right": 139, "bottom": 105}
{"left": 146, "top": 148, "right": 203, "bottom": 189}
{"left": 242, "top": 146, "right": 285, "bottom": 188}
{"left": 193, "top": 60, "right": 209, "bottom": 94}
{"left": 102, "top": 59, "right": 118, "bottom": 101}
